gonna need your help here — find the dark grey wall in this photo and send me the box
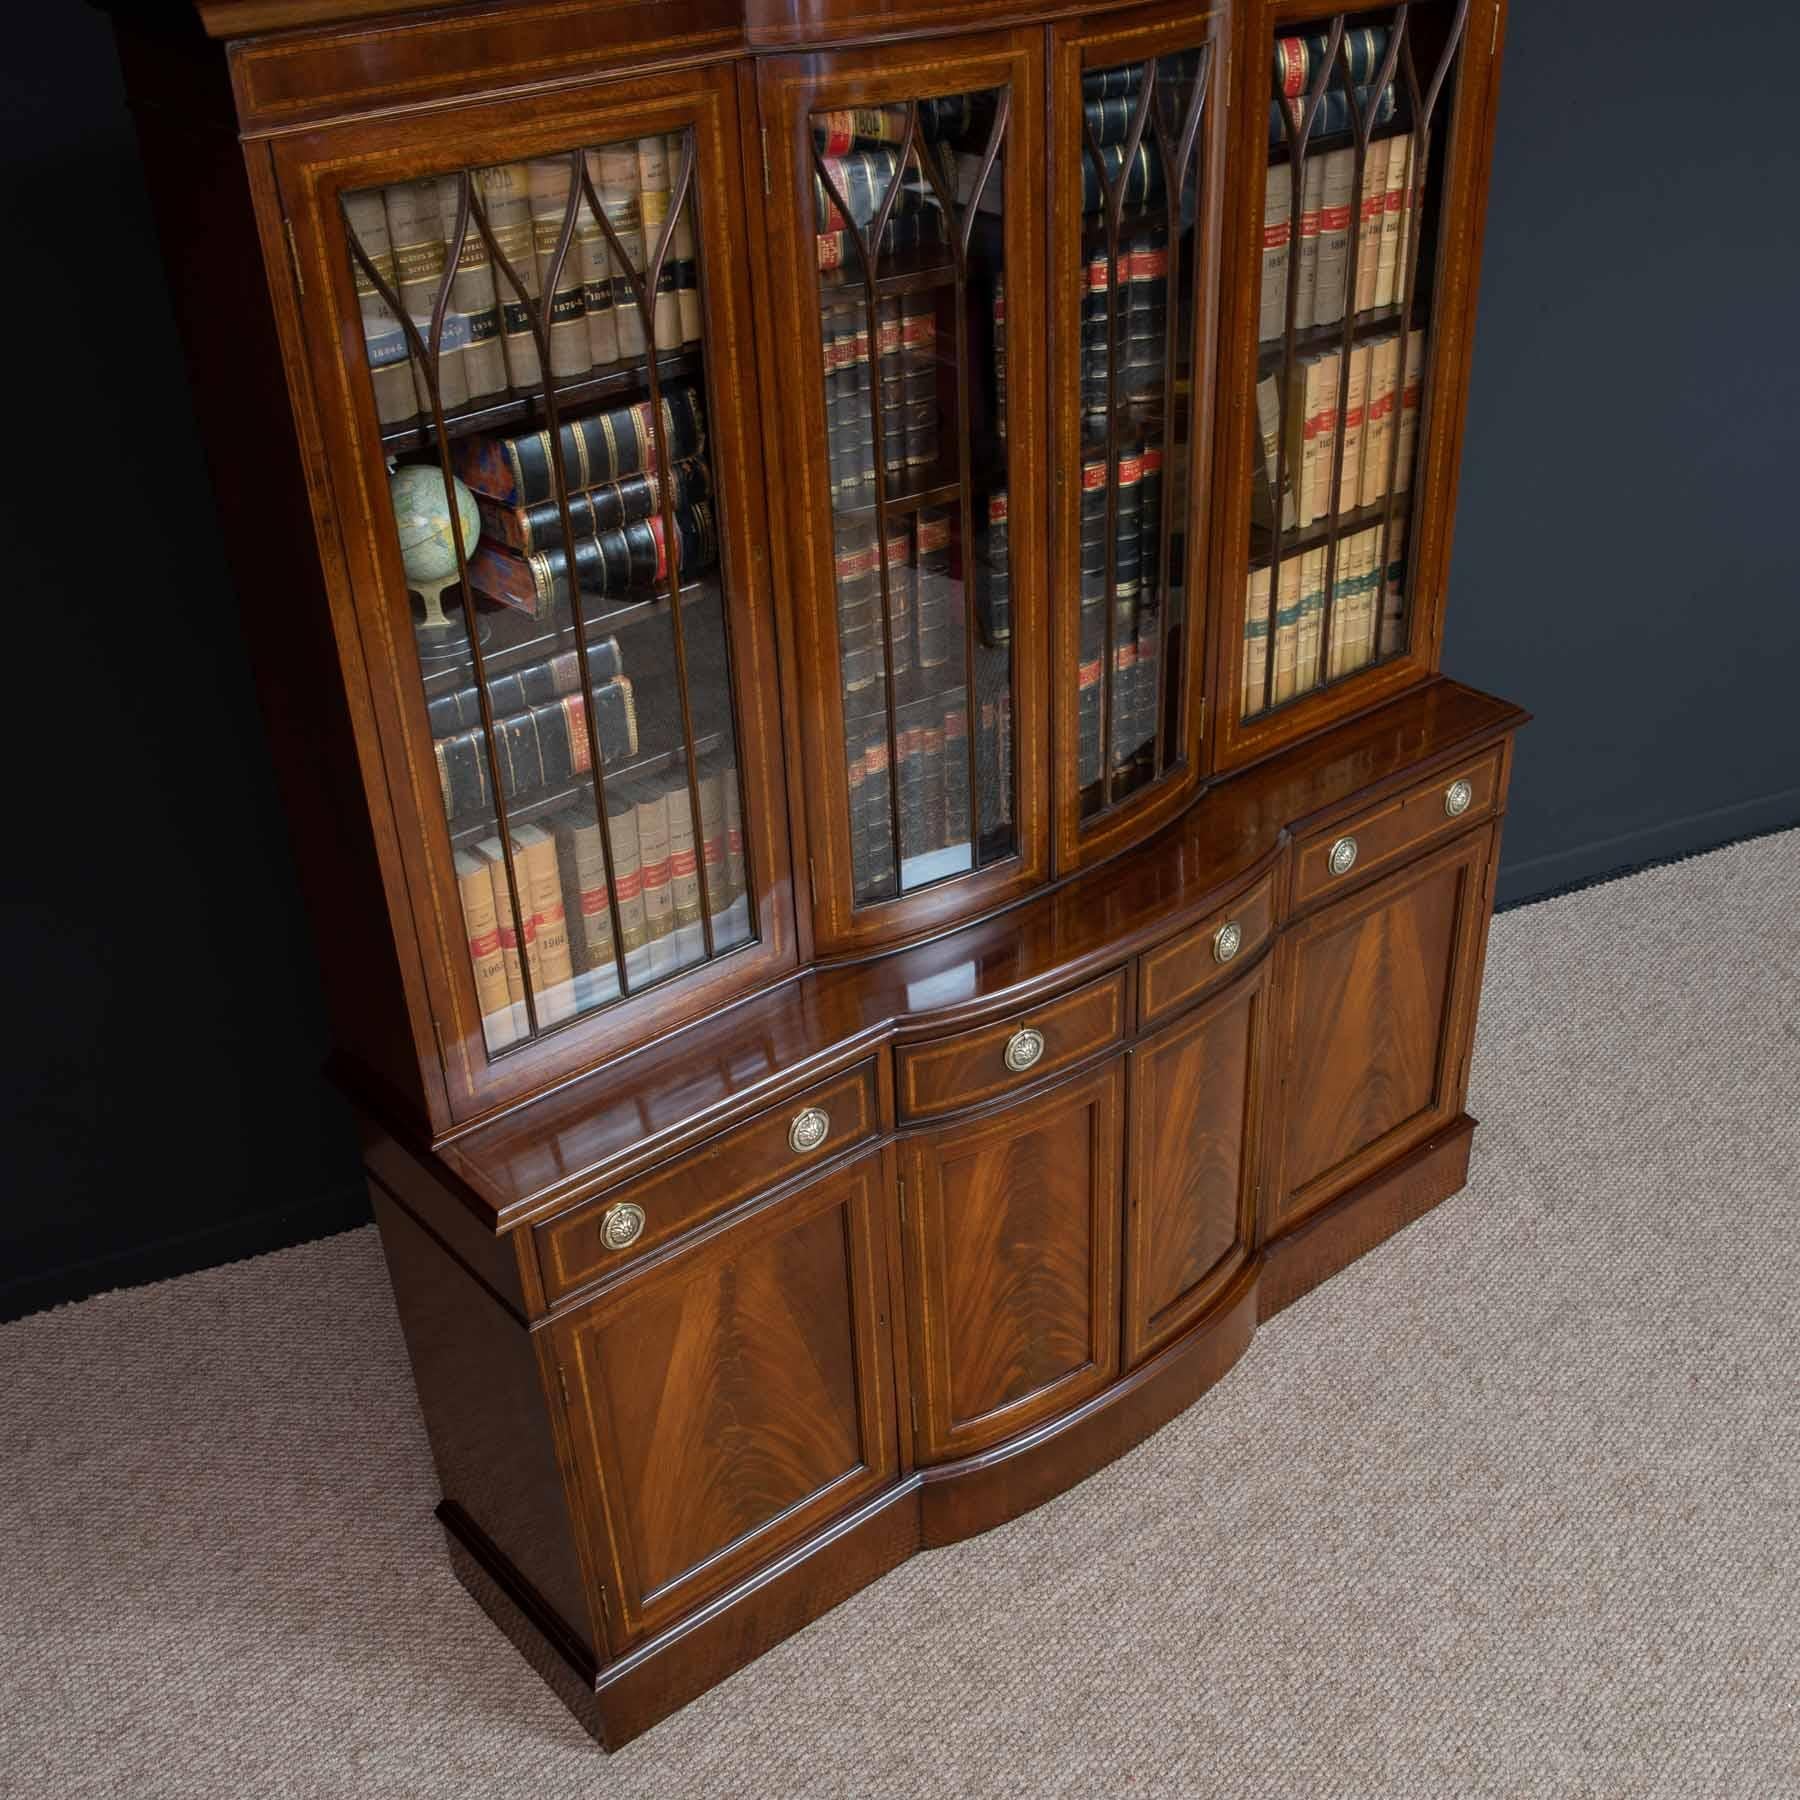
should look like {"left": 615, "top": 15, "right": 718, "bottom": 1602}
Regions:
{"left": 3, "top": 1, "right": 1795, "bottom": 1317}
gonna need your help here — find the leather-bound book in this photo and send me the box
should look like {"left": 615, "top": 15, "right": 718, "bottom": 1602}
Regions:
{"left": 602, "top": 789, "right": 650, "bottom": 988}
{"left": 474, "top": 459, "right": 708, "bottom": 556}
{"left": 1358, "top": 334, "right": 1399, "bottom": 508}
{"left": 453, "top": 850, "right": 520, "bottom": 1049}
{"left": 384, "top": 179, "right": 468, "bottom": 412}
{"left": 1258, "top": 162, "right": 1292, "bottom": 344}
{"left": 1376, "top": 136, "right": 1410, "bottom": 308}
{"left": 589, "top": 142, "right": 647, "bottom": 360}
{"left": 512, "top": 823, "right": 577, "bottom": 1022}
{"left": 341, "top": 190, "right": 416, "bottom": 425}
{"left": 1392, "top": 332, "right": 1425, "bottom": 493}
{"left": 635, "top": 137, "right": 683, "bottom": 348}
{"left": 466, "top": 505, "right": 716, "bottom": 618}
{"left": 574, "top": 180, "right": 620, "bottom": 371}
{"left": 630, "top": 780, "right": 677, "bottom": 978}
{"left": 527, "top": 158, "right": 589, "bottom": 380}
{"left": 663, "top": 771, "right": 705, "bottom": 968}
{"left": 1292, "top": 152, "right": 1327, "bottom": 331}
{"left": 943, "top": 695, "right": 971, "bottom": 848}
{"left": 1337, "top": 343, "right": 1373, "bottom": 512}
{"left": 435, "top": 173, "right": 507, "bottom": 400}
{"left": 426, "top": 642, "right": 617, "bottom": 737}
{"left": 475, "top": 163, "right": 543, "bottom": 392}
{"left": 664, "top": 133, "right": 703, "bottom": 345}
{"left": 1242, "top": 566, "right": 1271, "bottom": 718}
{"left": 1312, "top": 147, "right": 1356, "bottom": 327}
{"left": 551, "top": 806, "right": 620, "bottom": 1010}
{"left": 1291, "top": 555, "right": 1320, "bottom": 695}
{"left": 454, "top": 385, "right": 706, "bottom": 507}
{"left": 474, "top": 835, "right": 537, "bottom": 1018}
{"left": 434, "top": 677, "right": 640, "bottom": 817}
{"left": 1353, "top": 137, "right": 1391, "bottom": 316}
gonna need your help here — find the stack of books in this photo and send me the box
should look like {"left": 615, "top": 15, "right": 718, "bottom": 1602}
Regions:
{"left": 452, "top": 749, "right": 751, "bottom": 1052}
{"left": 345, "top": 135, "right": 706, "bottom": 428}
{"left": 447, "top": 386, "right": 716, "bottom": 619}
{"left": 822, "top": 294, "right": 939, "bottom": 509}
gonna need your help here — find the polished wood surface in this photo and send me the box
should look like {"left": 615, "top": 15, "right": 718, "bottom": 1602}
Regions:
{"left": 895, "top": 969, "right": 1127, "bottom": 1122}
{"left": 1289, "top": 742, "right": 1505, "bottom": 912}
{"left": 535, "top": 1060, "right": 881, "bottom": 1306}
{"left": 901, "top": 1059, "right": 1123, "bottom": 1461}
{"left": 1137, "top": 866, "right": 1276, "bottom": 1029}
{"left": 1125, "top": 956, "right": 1268, "bottom": 1365}
{"left": 1272, "top": 825, "right": 1497, "bottom": 1231}
{"left": 554, "top": 1151, "right": 898, "bottom": 1642}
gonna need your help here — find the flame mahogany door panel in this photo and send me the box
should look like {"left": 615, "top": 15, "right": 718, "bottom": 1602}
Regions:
{"left": 552, "top": 1149, "right": 898, "bottom": 1646}
{"left": 1270, "top": 823, "right": 1496, "bottom": 1234}
{"left": 1124, "top": 954, "right": 1270, "bottom": 1366}
{"left": 900, "top": 1059, "right": 1124, "bottom": 1463}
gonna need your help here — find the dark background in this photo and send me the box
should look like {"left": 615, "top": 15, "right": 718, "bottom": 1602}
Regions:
{"left": 3, "top": 2, "right": 1796, "bottom": 1321}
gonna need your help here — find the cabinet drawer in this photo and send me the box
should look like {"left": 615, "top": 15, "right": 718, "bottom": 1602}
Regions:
{"left": 536, "top": 1061, "right": 880, "bottom": 1305}
{"left": 1292, "top": 744, "right": 1504, "bottom": 913}
{"left": 896, "top": 970, "right": 1127, "bottom": 1123}
{"left": 1138, "top": 871, "right": 1277, "bottom": 1030}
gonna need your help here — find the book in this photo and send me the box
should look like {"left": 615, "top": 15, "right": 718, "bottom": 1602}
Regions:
{"left": 1082, "top": 141, "right": 1163, "bottom": 213}
{"left": 1376, "top": 135, "right": 1410, "bottom": 308}
{"left": 433, "top": 177, "right": 507, "bottom": 402}
{"left": 665, "top": 132, "right": 703, "bottom": 345}
{"left": 1311, "top": 148, "right": 1356, "bottom": 328}
{"left": 1297, "top": 546, "right": 1327, "bottom": 692}
{"left": 1242, "top": 566, "right": 1271, "bottom": 718}
{"left": 474, "top": 834, "right": 537, "bottom": 1019}
{"left": 551, "top": 806, "right": 621, "bottom": 1010}
{"left": 526, "top": 159, "right": 588, "bottom": 380}
{"left": 473, "top": 458, "right": 708, "bottom": 556}
{"left": 454, "top": 384, "right": 706, "bottom": 508}
{"left": 1271, "top": 560, "right": 1301, "bottom": 704}
{"left": 475, "top": 164, "right": 543, "bottom": 393}
{"left": 1393, "top": 331, "right": 1425, "bottom": 493}
{"left": 384, "top": 179, "right": 469, "bottom": 413}
{"left": 1292, "top": 153, "right": 1327, "bottom": 330}
{"left": 1258, "top": 162, "right": 1293, "bottom": 343}
{"left": 512, "top": 823, "right": 577, "bottom": 1023}
{"left": 433, "top": 676, "right": 639, "bottom": 817}
{"left": 992, "top": 275, "right": 1008, "bottom": 439}
{"left": 1353, "top": 136, "right": 1391, "bottom": 316}
{"left": 660, "top": 771, "right": 705, "bottom": 967}
{"left": 631, "top": 136, "right": 683, "bottom": 350}
{"left": 425, "top": 639, "right": 619, "bottom": 736}
{"left": 465, "top": 504, "right": 715, "bottom": 618}
{"left": 814, "top": 145, "right": 938, "bottom": 235}
{"left": 1295, "top": 355, "right": 1323, "bottom": 529}
{"left": 603, "top": 788, "right": 650, "bottom": 986}
{"left": 588, "top": 142, "right": 647, "bottom": 361}
{"left": 1292, "top": 554, "right": 1321, "bottom": 696}
{"left": 631, "top": 780, "right": 677, "bottom": 977}
{"left": 1269, "top": 85, "right": 1399, "bottom": 148}
{"left": 1358, "top": 333, "right": 1400, "bottom": 507}
{"left": 573, "top": 176, "right": 619, "bottom": 372}
{"left": 1252, "top": 373, "right": 1298, "bottom": 533}
{"left": 453, "top": 849, "right": 520, "bottom": 1050}
{"left": 943, "top": 695, "right": 971, "bottom": 848}
{"left": 1394, "top": 134, "right": 1421, "bottom": 298}
{"left": 1337, "top": 343, "right": 1373, "bottom": 513}
{"left": 341, "top": 190, "right": 417, "bottom": 426}
{"left": 1273, "top": 26, "right": 1391, "bottom": 99}
{"left": 1305, "top": 351, "right": 1341, "bottom": 526}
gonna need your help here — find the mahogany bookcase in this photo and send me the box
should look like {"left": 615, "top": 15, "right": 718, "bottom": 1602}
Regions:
{"left": 106, "top": 0, "right": 1520, "bottom": 1748}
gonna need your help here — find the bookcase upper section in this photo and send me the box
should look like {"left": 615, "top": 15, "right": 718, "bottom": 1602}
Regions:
{"left": 121, "top": 0, "right": 1505, "bottom": 1134}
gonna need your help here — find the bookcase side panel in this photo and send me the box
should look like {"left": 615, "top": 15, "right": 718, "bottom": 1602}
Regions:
{"left": 269, "top": 62, "right": 800, "bottom": 1127}
{"left": 1207, "top": 0, "right": 1505, "bottom": 776}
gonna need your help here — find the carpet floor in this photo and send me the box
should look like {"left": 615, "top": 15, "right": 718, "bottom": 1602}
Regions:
{"left": 3, "top": 830, "right": 1797, "bottom": 1798}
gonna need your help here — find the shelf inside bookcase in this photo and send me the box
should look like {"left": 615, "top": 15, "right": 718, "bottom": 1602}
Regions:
{"left": 381, "top": 346, "right": 707, "bottom": 452}
{"left": 831, "top": 459, "right": 963, "bottom": 523}
{"left": 1249, "top": 498, "right": 1410, "bottom": 572}
{"left": 445, "top": 729, "right": 729, "bottom": 847}
{"left": 818, "top": 246, "right": 961, "bottom": 305}
{"left": 1266, "top": 115, "right": 1412, "bottom": 170}
{"left": 1257, "top": 303, "right": 1419, "bottom": 375}
{"left": 421, "top": 577, "right": 720, "bottom": 700}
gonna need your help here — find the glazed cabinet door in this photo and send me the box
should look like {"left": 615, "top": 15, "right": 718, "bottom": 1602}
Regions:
{"left": 1270, "top": 824, "right": 1496, "bottom": 1234}
{"left": 1125, "top": 955, "right": 1269, "bottom": 1365}
{"left": 757, "top": 33, "right": 1049, "bottom": 954}
{"left": 1213, "top": 0, "right": 1504, "bottom": 769}
{"left": 1049, "top": 1, "right": 1228, "bottom": 870}
{"left": 271, "top": 64, "right": 794, "bottom": 1125}
{"left": 552, "top": 1150, "right": 898, "bottom": 1647}
{"left": 900, "top": 1060, "right": 1124, "bottom": 1463}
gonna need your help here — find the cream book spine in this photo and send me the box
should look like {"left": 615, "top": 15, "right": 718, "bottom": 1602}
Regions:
{"left": 453, "top": 850, "right": 519, "bottom": 1051}
{"left": 1258, "top": 161, "right": 1293, "bottom": 343}
{"left": 341, "top": 190, "right": 417, "bottom": 426}
{"left": 513, "top": 824, "right": 576, "bottom": 1023}
{"left": 1393, "top": 331, "right": 1426, "bottom": 494}
{"left": 527, "top": 158, "right": 589, "bottom": 379}
{"left": 666, "top": 132, "right": 704, "bottom": 345}
{"left": 1375, "top": 135, "right": 1410, "bottom": 308}
{"left": 1337, "top": 342, "right": 1373, "bottom": 513}
{"left": 1311, "top": 148, "right": 1356, "bottom": 328}
{"left": 575, "top": 180, "right": 620, "bottom": 371}
{"left": 1296, "top": 356, "right": 1323, "bottom": 530}
{"left": 1306, "top": 351, "right": 1341, "bottom": 528}
{"left": 1353, "top": 136, "right": 1390, "bottom": 315}
{"left": 475, "top": 835, "right": 534, "bottom": 1037}
{"left": 1242, "top": 566, "right": 1272, "bottom": 718}
{"left": 1358, "top": 334, "right": 1400, "bottom": 508}
{"left": 477, "top": 164, "right": 543, "bottom": 392}
{"left": 591, "top": 143, "right": 647, "bottom": 360}
{"left": 1292, "top": 554, "right": 1321, "bottom": 697}
{"left": 384, "top": 178, "right": 468, "bottom": 413}
{"left": 1293, "top": 153, "right": 1328, "bottom": 331}
{"left": 1298, "top": 547, "right": 1327, "bottom": 690}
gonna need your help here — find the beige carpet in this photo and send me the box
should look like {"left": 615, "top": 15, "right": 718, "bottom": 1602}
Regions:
{"left": 4, "top": 829, "right": 1797, "bottom": 1798}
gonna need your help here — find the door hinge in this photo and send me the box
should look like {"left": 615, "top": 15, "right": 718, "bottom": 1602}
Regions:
{"left": 761, "top": 125, "right": 771, "bottom": 197}
{"left": 284, "top": 216, "right": 304, "bottom": 298}
{"left": 556, "top": 1364, "right": 571, "bottom": 1406}
{"left": 910, "top": 1392, "right": 918, "bottom": 1434}
{"left": 897, "top": 1175, "right": 906, "bottom": 1224}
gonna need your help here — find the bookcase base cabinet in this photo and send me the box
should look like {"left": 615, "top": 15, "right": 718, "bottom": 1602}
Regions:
{"left": 367, "top": 689, "right": 1517, "bottom": 1751}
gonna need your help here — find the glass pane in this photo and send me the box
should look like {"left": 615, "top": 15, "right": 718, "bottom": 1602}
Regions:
{"left": 340, "top": 129, "right": 754, "bottom": 1059}
{"left": 1242, "top": 6, "right": 1465, "bottom": 722}
{"left": 1074, "top": 45, "right": 1211, "bottom": 820}
{"left": 811, "top": 93, "right": 1014, "bottom": 906}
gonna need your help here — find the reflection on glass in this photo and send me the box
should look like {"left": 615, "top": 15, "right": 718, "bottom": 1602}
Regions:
{"left": 811, "top": 93, "right": 1014, "bottom": 906}
{"left": 341, "top": 130, "right": 754, "bottom": 1058}
{"left": 1242, "top": 6, "right": 1466, "bottom": 722}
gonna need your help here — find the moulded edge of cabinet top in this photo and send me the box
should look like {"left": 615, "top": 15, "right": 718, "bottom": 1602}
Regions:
{"left": 426, "top": 677, "right": 1525, "bottom": 1234}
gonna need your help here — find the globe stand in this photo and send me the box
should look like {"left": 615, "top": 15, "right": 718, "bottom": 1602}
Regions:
{"left": 411, "top": 577, "right": 490, "bottom": 665}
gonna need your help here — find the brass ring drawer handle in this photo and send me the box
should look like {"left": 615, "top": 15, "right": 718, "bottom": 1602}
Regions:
{"left": 1328, "top": 835, "right": 1359, "bottom": 877}
{"left": 788, "top": 1107, "right": 831, "bottom": 1154}
{"left": 1003, "top": 1027, "right": 1045, "bottom": 1073}
{"left": 599, "top": 1201, "right": 645, "bottom": 1251}
{"left": 1213, "top": 920, "right": 1243, "bottom": 965}
{"left": 1444, "top": 778, "right": 1474, "bottom": 817}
